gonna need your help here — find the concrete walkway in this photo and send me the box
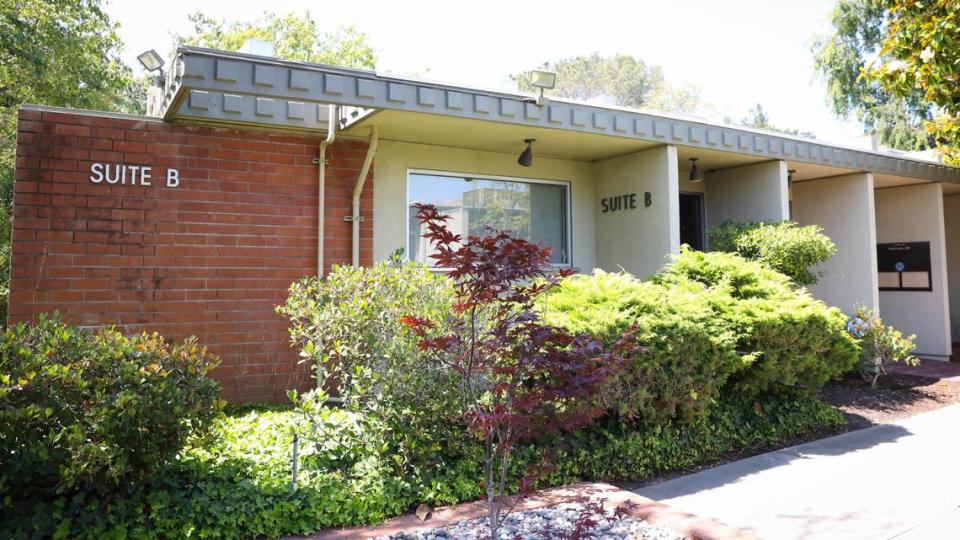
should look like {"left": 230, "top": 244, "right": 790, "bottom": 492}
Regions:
{"left": 633, "top": 404, "right": 960, "bottom": 540}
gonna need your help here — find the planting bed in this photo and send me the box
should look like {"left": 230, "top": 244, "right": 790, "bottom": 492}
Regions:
{"left": 377, "top": 503, "right": 683, "bottom": 540}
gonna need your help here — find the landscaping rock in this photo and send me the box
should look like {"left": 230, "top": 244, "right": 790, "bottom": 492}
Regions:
{"left": 377, "top": 503, "right": 684, "bottom": 540}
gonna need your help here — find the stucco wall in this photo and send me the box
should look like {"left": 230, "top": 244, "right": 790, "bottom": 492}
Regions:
{"left": 943, "top": 194, "right": 960, "bottom": 340}
{"left": 372, "top": 139, "right": 598, "bottom": 271}
{"left": 704, "top": 160, "right": 789, "bottom": 229}
{"left": 792, "top": 173, "right": 879, "bottom": 313}
{"left": 874, "top": 183, "right": 952, "bottom": 358}
{"left": 592, "top": 145, "right": 679, "bottom": 278}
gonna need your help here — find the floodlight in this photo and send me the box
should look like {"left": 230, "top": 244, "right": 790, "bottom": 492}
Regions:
{"left": 136, "top": 49, "right": 164, "bottom": 72}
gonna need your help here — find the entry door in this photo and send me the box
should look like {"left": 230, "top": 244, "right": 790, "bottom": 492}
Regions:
{"left": 679, "top": 192, "right": 705, "bottom": 251}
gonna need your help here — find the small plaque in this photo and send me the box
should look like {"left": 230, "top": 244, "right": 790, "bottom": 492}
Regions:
{"left": 877, "top": 242, "right": 932, "bottom": 291}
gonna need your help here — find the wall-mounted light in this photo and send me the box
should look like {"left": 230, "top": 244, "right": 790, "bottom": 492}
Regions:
{"left": 136, "top": 49, "right": 164, "bottom": 72}
{"left": 689, "top": 158, "right": 704, "bottom": 182}
{"left": 528, "top": 70, "right": 556, "bottom": 106}
{"left": 788, "top": 169, "right": 797, "bottom": 186}
{"left": 517, "top": 139, "right": 535, "bottom": 167}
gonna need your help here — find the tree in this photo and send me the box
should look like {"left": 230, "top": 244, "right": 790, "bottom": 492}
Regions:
{"left": 401, "top": 203, "right": 637, "bottom": 539}
{"left": 812, "top": 0, "right": 935, "bottom": 152}
{"left": 174, "top": 11, "right": 377, "bottom": 69}
{"left": 867, "top": 0, "right": 960, "bottom": 163}
{"left": 511, "top": 53, "right": 702, "bottom": 115}
{"left": 739, "top": 103, "right": 817, "bottom": 139}
{"left": 0, "top": 0, "right": 135, "bottom": 324}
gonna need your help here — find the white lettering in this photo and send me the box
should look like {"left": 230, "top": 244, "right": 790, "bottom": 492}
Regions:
{"left": 105, "top": 163, "right": 121, "bottom": 184}
{"left": 90, "top": 162, "right": 104, "bottom": 183}
{"left": 166, "top": 168, "right": 180, "bottom": 188}
{"left": 141, "top": 166, "right": 152, "bottom": 186}
{"left": 128, "top": 165, "right": 140, "bottom": 185}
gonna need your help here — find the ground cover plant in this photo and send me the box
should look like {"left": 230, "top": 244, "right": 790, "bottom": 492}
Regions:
{"left": 0, "top": 392, "right": 843, "bottom": 539}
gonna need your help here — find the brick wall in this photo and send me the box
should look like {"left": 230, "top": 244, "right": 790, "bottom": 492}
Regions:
{"left": 11, "top": 107, "right": 373, "bottom": 402}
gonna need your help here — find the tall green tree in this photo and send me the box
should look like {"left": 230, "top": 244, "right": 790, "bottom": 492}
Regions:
{"left": 0, "top": 0, "right": 135, "bottom": 323}
{"left": 867, "top": 0, "right": 960, "bottom": 163}
{"left": 511, "top": 53, "right": 702, "bottom": 115}
{"left": 812, "top": 0, "right": 935, "bottom": 152}
{"left": 174, "top": 11, "right": 377, "bottom": 69}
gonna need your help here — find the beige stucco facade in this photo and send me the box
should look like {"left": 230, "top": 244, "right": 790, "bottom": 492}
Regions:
{"left": 874, "top": 184, "right": 952, "bottom": 358}
{"left": 793, "top": 173, "right": 880, "bottom": 313}
{"left": 704, "top": 160, "right": 790, "bottom": 229}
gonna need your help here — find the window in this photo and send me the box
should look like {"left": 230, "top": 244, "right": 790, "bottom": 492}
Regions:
{"left": 407, "top": 170, "right": 571, "bottom": 266}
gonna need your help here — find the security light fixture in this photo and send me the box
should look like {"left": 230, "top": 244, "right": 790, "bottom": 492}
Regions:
{"left": 136, "top": 49, "right": 165, "bottom": 72}
{"left": 517, "top": 139, "right": 535, "bottom": 167}
{"left": 528, "top": 70, "right": 557, "bottom": 106}
{"left": 788, "top": 169, "right": 797, "bottom": 186}
{"left": 689, "top": 158, "right": 704, "bottom": 182}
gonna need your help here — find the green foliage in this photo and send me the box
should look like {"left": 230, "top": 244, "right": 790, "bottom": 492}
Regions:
{"left": 812, "top": 0, "right": 934, "bottom": 152}
{"left": 276, "top": 259, "right": 456, "bottom": 414}
{"left": 656, "top": 249, "right": 860, "bottom": 397}
{"left": 544, "top": 270, "right": 741, "bottom": 425}
{"left": 276, "top": 259, "right": 464, "bottom": 471}
{"left": 1, "top": 0, "right": 137, "bottom": 326}
{"left": 175, "top": 11, "right": 377, "bottom": 69}
{"left": 511, "top": 53, "right": 702, "bottom": 114}
{"left": 707, "top": 220, "right": 838, "bottom": 287}
{"left": 0, "top": 315, "right": 223, "bottom": 501}
{"left": 866, "top": 0, "right": 960, "bottom": 163}
{"left": 846, "top": 305, "right": 918, "bottom": 387}
{"left": 1, "top": 393, "right": 843, "bottom": 539}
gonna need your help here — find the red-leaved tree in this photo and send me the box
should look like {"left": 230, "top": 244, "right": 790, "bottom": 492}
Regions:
{"left": 401, "top": 203, "right": 638, "bottom": 538}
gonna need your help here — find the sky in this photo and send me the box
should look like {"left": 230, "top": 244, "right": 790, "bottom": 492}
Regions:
{"left": 106, "top": 0, "right": 865, "bottom": 145}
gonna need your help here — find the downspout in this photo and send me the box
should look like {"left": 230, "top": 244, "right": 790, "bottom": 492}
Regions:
{"left": 350, "top": 126, "right": 378, "bottom": 267}
{"left": 317, "top": 105, "right": 338, "bottom": 278}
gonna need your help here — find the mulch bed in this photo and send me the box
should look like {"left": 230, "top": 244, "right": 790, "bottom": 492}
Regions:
{"left": 819, "top": 369, "right": 960, "bottom": 430}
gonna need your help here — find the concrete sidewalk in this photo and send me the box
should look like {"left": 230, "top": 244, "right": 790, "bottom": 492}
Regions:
{"left": 633, "top": 404, "right": 960, "bottom": 540}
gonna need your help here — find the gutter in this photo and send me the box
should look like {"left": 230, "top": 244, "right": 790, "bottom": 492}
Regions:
{"left": 350, "top": 126, "right": 378, "bottom": 267}
{"left": 317, "top": 105, "right": 338, "bottom": 278}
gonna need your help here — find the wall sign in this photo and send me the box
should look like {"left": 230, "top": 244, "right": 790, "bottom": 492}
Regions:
{"left": 601, "top": 191, "right": 652, "bottom": 213}
{"left": 877, "top": 242, "right": 932, "bottom": 291}
{"left": 89, "top": 163, "right": 180, "bottom": 188}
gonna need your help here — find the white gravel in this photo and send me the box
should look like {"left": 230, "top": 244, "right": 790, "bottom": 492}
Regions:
{"left": 378, "top": 502, "right": 686, "bottom": 539}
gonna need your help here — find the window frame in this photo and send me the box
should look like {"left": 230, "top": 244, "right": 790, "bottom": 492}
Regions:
{"left": 405, "top": 168, "right": 574, "bottom": 268}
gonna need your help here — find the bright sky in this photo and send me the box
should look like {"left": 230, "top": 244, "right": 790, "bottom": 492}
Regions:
{"left": 107, "top": 0, "right": 864, "bottom": 144}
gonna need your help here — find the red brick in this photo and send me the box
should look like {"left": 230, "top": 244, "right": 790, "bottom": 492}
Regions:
{"left": 9, "top": 109, "right": 372, "bottom": 403}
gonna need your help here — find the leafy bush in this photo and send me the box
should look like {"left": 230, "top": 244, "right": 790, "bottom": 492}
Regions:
{"left": 846, "top": 305, "right": 919, "bottom": 387}
{"left": 276, "top": 257, "right": 465, "bottom": 473}
{"left": 0, "top": 392, "right": 843, "bottom": 539}
{"left": 544, "top": 270, "right": 741, "bottom": 425}
{"left": 707, "top": 220, "right": 837, "bottom": 286}
{"left": 0, "top": 315, "right": 223, "bottom": 499}
{"left": 656, "top": 249, "right": 859, "bottom": 397}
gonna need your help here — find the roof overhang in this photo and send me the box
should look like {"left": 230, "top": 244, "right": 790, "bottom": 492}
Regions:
{"left": 160, "top": 46, "right": 960, "bottom": 184}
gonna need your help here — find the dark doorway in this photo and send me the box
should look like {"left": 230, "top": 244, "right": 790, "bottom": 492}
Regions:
{"left": 679, "top": 192, "right": 705, "bottom": 250}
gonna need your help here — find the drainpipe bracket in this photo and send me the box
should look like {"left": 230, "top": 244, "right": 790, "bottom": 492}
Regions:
{"left": 312, "top": 157, "right": 330, "bottom": 165}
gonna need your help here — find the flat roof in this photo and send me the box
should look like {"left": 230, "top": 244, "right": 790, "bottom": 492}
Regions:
{"left": 160, "top": 46, "right": 960, "bottom": 184}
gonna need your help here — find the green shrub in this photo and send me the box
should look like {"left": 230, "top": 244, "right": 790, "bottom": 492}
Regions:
{"left": 0, "top": 315, "right": 223, "bottom": 499}
{"left": 656, "top": 249, "right": 859, "bottom": 397}
{"left": 707, "top": 220, "right": 837, "bottom": 286}
{"left": 544, "top": 270, "right": 742, "bottom": 425}
{"left": 276, "top": 258, "right": 464, "bottom": 469}
{"left": 276, "top": 258, "right": 455, "bottom": 407}
{"left": 0, "top": 392, "right": 844, "bottom": 539}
